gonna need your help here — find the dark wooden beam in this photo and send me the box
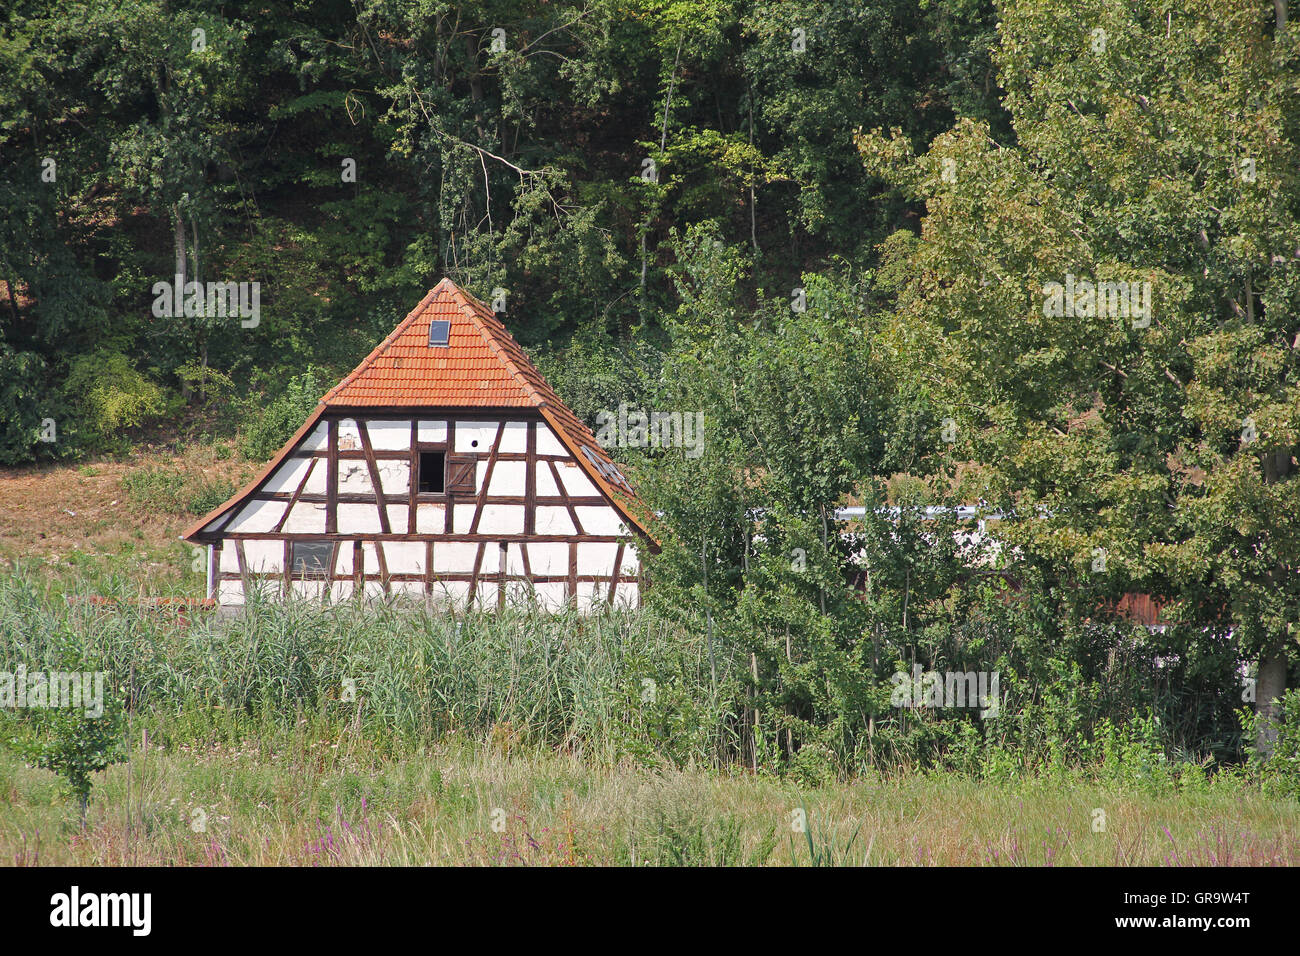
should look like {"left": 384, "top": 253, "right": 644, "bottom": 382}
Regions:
{"left": 326, "top": 420, "right": 339, "bottom": 533}
{"left": 548, "top": 460, "right": 586, "bottom": 535}
{"left": 468, "top": 421, "right": 507, "bottom": 535}
{"left": 608, "top": 543, "right": 625, "bottom": 604}
{"left": 525, "top": 420, "right": 537, "bottom": 535}
{"left": 272, "top": 457, "right": 317, "bottom": 534}
{"left": 356, "top": 421, "right": 392, "bottom": 534}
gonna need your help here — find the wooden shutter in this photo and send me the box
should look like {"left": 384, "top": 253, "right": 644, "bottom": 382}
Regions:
{"left": 446, "top": 453, "right": 477, "bottom": 494}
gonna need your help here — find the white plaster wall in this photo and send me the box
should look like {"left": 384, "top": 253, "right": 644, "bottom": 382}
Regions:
{"left": 476, "top": 505, "right": 524, "bottom": 535}
{"left": 418, "top": 420, "right": 448, "bottom": 443}
{"left": 614, "top": 582, "right": 639, "bottom": 608}
{"left": 474, "top": 581, "right": 499, "bottom": 607}
{"left": 574, "top": 581, "right": 606, "bottom": 614}
{"left": 263, "top": 457, "right": 310, "bottom": 494}
{"left": 338, "top": 502, "right": 383, "bottom": 534}
{"left": 335, "top": 545, "right": 354, "bottom": 576}
{"left": 478, "top": 543, "right": 501, "bottom": 576}
{"left": 452, "top": 504, "right": 479, "bottom": 533}
{"left": 304, "top": 462, "right": 327, "bottom": 494}
{"left": 384, "top": 541, "right": 426, "bottom": 573}
{"left": 433, "top": 542, "right": 480, "bottom": 573}
{"left": 337, "top": 418, "right": 361, "bottom": 450}
{"left": 503, "top": 543, "right": 528, "bottom": 575}
{"left": 536, "top": 425, "right": 566, "bottom": 456}
{"left": 330, "top": 581, "right": 354, "bottom": 601}
{"left": 385, "top": 504, "right": 409, "bottom": 530}
{"left": 225, "top": 499, "right": 283, "bottom": 534}
{"left": 430, "top": 580, "right": 470, "bottom": 607}
{"left": 535, "top": 463, "right": 561, "bottom": 496}
{"left": 337, "top": 461, "right": 373, "bottom": 495}
{"left": 534, "top": 506, "right": 576, "bottom": 535}
{"left": 525, "top": 543, "right": 568, "bottom": 576}
{"left": 533, "top": 582, "right": 568, "bottom": 612}
{"left": 454, "top": 421, "right": 498, "bottom": 453}
{"left": 282, "top": 501, "right": 327, "bottom": 533}
{"left": 300, "top": 421, "right": 329, "bottom": 451}
{"left": 220, "top": 543, "right": 240, "bottom": 574}
{"left": 575, "top": 506, "right": 627, "bottom": 536}
{"left": 503, "top": 580, "right": 537, "bottom": 607}
{"left": 243, "top": 540, "right": 283, "bottom": 574}
{"left": 486, "top": 460, "right": 526, "bottom": 495}
{"left": 290, "top": 580, "right": 326, "bottom": 600}
{"left": 582, "top": 542, "right": 639, "bottom": 574}
{"left": 557, "top": 464, "right": 598, "bottom": 497}
{"left": 377, "top": 461, "right": 410, "bottom": 496}
{"left": 366, "top": 420, "right": 411, "bottom": 450}
{"left": 415, "top": 503, "right": 447, "bottom": 533}
{"left": 218, "top": 580, "right": 245, "bottom": 605}
{"left": 496, "top": 421, "right": 528, "bottom": 453}
{"left": 362, "top": 542, "right": 383, "bottom": 575}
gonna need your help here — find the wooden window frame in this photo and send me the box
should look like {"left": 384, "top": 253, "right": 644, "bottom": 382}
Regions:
{"left": 414, "top": 443, "right": 448, "bottom": 498}
{"left": 289, "top": 540, "right": 334, "bottom": 579}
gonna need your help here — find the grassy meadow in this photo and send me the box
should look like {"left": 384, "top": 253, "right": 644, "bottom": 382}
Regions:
{"left": 0, "top": 558, "right": 1297, "bottom": 867}
{"left": 4, "top": 733, "right": 1297, "bottom": 866}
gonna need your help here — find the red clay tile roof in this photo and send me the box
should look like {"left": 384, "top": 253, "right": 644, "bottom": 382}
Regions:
{"left": 322, "top": 280, "right": 541, "bottom": 408}
{"left": 182, "top": 279, "right": 654, "bottom": 543}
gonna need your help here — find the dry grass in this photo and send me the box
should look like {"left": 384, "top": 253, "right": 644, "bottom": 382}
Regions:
{"left": 0, "top": 442, "right": 252, "bottom": 573}
{"left": 2, "top": 732, "right": 1295, "bottom": 866}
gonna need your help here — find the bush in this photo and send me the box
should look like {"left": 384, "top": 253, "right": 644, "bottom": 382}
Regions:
{"left": 7, "top": 694, "right": 125, "bottom": 825}
{"left": 0, "top": 346, "right": 65, "bottom": 464}
{"left": 237, "top": 368, "right": 325, "bottom": 461}
{"left": 122, "top": 466, "right": 235, "bottom": 515}
{"left": 64, "top": 350, "right": 172, "bottom": 443}
{"left": 1242, "top": 688, "right": 1300, "bottom": 799}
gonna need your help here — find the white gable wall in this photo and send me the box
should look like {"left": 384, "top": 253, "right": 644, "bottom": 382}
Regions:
{"left": 210, "top": 414, "right": 643, "bottom": 613}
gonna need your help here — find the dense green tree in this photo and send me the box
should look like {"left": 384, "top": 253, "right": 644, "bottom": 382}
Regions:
{"left": 861, "top": 0, "right": 1300, "bottom": 755}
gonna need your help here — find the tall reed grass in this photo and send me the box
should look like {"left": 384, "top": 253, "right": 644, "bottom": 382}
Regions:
{"left": 0, "top": 571, "right": 742, "bottom": 768}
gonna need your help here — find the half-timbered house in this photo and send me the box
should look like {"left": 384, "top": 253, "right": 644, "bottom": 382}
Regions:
{"left": 182, "top": 278, "right": 653, "bottom": 612}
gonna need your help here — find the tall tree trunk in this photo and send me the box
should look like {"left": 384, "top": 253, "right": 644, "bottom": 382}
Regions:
{"left": 1257, "top": 642, "right": 1287, "bottom": 757}
{"left": 173, "top": 204, "right": 187, "bottom": 289}
{"left": 173, "top": 205, "right": 192, "bottom": 401}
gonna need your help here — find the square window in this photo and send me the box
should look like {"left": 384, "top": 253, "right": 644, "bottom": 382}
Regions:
{"left": 428, "top": 319, "right": 451, "bottom": 347}
{"left": 418, "top": 450, "right": 446, "bottom": 493}
{"left": 290, "top": 541, "right": 334, "bottom": 578}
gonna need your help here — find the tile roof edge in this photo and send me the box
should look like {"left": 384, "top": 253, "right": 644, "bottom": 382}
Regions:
{"left": 181, "top": 402, "right": 328, "bottom": 542}
{"left": 320, "top": 283, "right": 448, "bottom": 406}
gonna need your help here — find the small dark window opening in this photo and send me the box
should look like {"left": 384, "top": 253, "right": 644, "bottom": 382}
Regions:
{"left": 418, "top": 450, "right": 446, "bottom": 493}
{"left": 291, "top": 541, "right": 334, "bottom": 578}
{"left": 428, "top": 319, "right": 451, "bottom": 347}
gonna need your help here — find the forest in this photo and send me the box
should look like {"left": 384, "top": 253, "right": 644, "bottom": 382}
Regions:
{"left": 3, "top": 0, "right": 1300, "bottom": 801}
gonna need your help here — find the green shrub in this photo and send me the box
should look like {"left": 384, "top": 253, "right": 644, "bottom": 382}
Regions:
{"left": 122, "top": 467, "right": 187, "bottom": 513}
{"left": 122, "top": 466, "right": 235, "bottom": 515}
{"left": 238, "top": 368, "right": 325, "bottom": 461}
{"left": 1242, "top": 689, "right": 1300, "bottom": 798}
{"left": 64, "top": 350, "right": 172, "bottom": 442}
{"left": 0, "top": 346, "right": 65, "bottom": 464}
{"left": 187, "top": 475, "right": 236, "bottom": 515}
{"left": 6, "top": 695, "right": 125, "bottom": 825}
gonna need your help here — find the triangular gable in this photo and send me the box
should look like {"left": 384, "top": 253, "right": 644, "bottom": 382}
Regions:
{"left": 182, "top": 279, "right": 654, "bottom": 543}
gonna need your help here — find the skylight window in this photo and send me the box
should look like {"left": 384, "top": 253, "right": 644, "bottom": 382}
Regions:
{"left": 428, "top": 319, "right": 451, "bottom": 347}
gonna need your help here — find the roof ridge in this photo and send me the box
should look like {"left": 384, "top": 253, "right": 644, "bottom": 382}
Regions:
{"left": 444, "top": 284, "right": 553, "bottom": 410}
{"left": 320, "top": 283, "right": 446, "bottom": 404}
